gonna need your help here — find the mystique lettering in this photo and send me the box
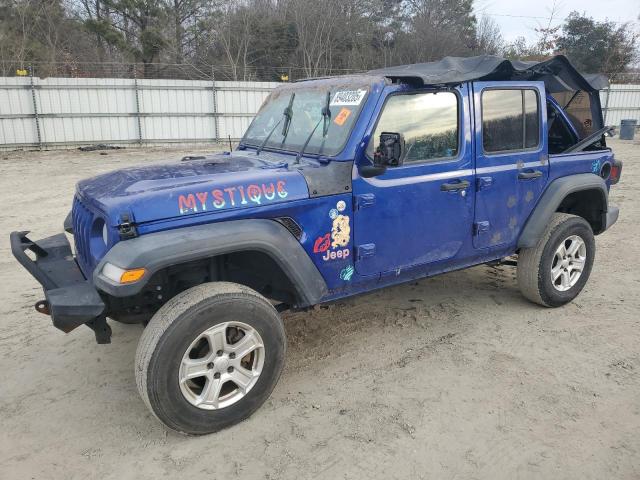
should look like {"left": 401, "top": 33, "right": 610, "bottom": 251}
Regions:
{"left": 178, "top": 180, "right": 288, "bottom": 214}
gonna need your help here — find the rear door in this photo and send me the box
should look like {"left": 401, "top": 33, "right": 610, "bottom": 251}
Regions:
{"left": 472, "top": 82, "right": 548, "bottom": 249}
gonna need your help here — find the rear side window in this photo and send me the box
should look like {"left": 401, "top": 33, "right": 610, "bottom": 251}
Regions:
{"left": 550, "top": 90, "right": 595, "bottom": 139}
{"left": 482, "top": 89, "right": 540, "bottom": 153}
{"left": 367, "top": 91, "right": 459, "bottom": 163}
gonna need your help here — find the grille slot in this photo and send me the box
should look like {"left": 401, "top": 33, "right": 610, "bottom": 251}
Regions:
{"left": 72, "top": 196, "right": 95, "bottom": 276}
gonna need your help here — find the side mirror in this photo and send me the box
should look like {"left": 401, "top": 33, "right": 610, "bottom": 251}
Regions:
{"left": 359, "top": 132, "right": 405, "bottom": 179}
{"left": 375, "top": 132, "right": 405, "bottom": 167}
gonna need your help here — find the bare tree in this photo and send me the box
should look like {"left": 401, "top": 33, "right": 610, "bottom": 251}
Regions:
{"left": 533, "top": 0, "right": 561, "bottom": 56}
{"left": 163, "top": 0, "right": 207, "bottom": 64}
{"left": 473, "top": 15, "right": 503, "bottom": 55}
{"left": 400, "top": 0, "right": 477, "bottom": 63}
{"left": 5, "top": 0, "right": 638, "bottom": 81}
{"left": 290, "top": 0, "right": 342, "bottom": 77}
{"left": 212, "top": 2, "right": 254, "bottom": 80}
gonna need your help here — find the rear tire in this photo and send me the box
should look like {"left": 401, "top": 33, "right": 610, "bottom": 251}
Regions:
{"left": 517, "top": 213, "right": 595, "bottom": 307}
{"left": 135, "top": 282, "right": 286, "bottom": 435}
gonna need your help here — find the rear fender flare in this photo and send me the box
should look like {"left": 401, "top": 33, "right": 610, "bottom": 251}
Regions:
{"left": 93, "top": 219, "right": 327, "bottom": 307}
{"left": 518, "top": 173, "right": 608, "bottom": 249}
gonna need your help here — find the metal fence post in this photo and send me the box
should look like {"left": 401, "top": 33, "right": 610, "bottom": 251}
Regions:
{"left": 133, "top": 67, "right": 143, "bottom": 145}
{"left": 29, "top": 65, "right": 42, "bottom": 150}
{"left": 212, "top": 67, "right": 220, "bottom": 143}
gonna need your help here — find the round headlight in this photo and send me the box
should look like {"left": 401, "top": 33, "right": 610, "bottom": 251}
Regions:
{"left": 89, "top": 217, "right": 108, "bottom": 259}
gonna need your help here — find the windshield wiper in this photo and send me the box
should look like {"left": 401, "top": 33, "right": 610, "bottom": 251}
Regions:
{"left": 294, "top": 91, "right": 331, "bottom": 164}
{"left": 256, "top": 92, "right": 295, "bottom": 155}
{"left": 256, "top": 118, "right": 282, "bottom": 155}
{"left": 280, "top": 92, "right": 296, "bottom": 144}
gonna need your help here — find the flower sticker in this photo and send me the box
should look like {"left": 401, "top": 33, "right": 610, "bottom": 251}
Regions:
{"left": 340, "top": 265, "right": 354, "bottom": 281}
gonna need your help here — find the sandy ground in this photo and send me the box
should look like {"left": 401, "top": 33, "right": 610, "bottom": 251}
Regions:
{"left": 0, "top": 139, "right": 639, "bottom": 480}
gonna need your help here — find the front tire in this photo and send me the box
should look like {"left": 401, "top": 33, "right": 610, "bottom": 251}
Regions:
{"left": 517, "top": 213, "right": 595, "bottom": 307}
{"left": 135, "top": 282, "right": 286, "bottom": 435}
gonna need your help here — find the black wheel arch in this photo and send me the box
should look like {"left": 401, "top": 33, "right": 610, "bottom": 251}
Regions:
{"left": 518, "top": 173, "right": 609, "bottom": 249}
{"left": 94, "top": 219, "right": 327, "bottom": 309}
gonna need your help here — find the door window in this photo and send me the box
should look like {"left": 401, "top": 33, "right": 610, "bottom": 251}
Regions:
{"left": 482, "top": 89, "right": 540, "bottom": 153}
{"left": 367, "top": 91, "right": 459, "bottom": 163}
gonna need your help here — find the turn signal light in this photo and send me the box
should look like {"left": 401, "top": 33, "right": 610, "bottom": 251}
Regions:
{"left": 103, "top": 263, "right": 146, "bottom": 284}
{"left": 120, "top": 268, "right": 146, "bottom": 283}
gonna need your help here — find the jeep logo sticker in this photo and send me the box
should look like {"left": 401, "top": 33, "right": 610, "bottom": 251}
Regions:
{"left": 178, "top": 180, "right": 288, "bottom": 214}
{"left": 323, "top": 248, "right": 349, "bottom": 262}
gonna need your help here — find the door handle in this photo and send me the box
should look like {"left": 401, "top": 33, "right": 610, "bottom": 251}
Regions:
{"left": 440, "top": 180, "right": 470, "bottom": 191}
{"left": 518, "top": 170, "right": 543, "bottom": 180}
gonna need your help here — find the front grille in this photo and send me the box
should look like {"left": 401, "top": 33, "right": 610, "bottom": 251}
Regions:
{"left": 72, "top": 196, "right": 95, "bottom": 277}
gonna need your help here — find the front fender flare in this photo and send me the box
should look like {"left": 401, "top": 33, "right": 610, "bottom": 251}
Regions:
{"left": 93, "top": 219, "right": 327, "bottom": 307}
{"left": 517, "top": 173, "right": 608, "bottom": 249}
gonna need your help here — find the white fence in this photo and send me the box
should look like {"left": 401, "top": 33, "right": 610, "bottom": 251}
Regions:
{"left": 0, "top": 77, "right": 278, "bottom": 150}
{"left": 1, "top": 77, "right": 638, "bottom": 150}
{"left": 601, "top": 84, "right": 640, "bottom": 128}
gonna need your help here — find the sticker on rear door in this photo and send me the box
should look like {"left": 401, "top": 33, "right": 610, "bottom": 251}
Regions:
{"left": 330, "top": 90, "right": 367, "bottom": 106}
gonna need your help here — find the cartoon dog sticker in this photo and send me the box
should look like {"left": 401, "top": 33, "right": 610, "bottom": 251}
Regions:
{"left": 331, "top": 215, "right": 350, "bottom": 248}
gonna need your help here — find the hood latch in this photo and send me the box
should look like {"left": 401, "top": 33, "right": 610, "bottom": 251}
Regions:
{"left": 118, "top": 212, "right": 138, "bottom": 240}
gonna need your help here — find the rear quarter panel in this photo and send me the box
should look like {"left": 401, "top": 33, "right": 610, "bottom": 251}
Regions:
{"left": 549, "top": 149, "right": 615, "bottom": 189}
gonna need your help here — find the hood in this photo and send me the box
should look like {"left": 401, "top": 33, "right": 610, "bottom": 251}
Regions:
{"left": 76, "top": 151, "right": 310, "bottom": 225}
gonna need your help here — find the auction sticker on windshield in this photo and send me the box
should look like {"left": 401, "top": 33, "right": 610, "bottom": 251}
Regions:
{"left": 331, "top": 90, "right": 367, "bottom": 106}
{"left": 334, "top": 108, "right": 352, "bottom": 126}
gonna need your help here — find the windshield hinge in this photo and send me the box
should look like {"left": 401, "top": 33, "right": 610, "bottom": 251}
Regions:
{"left": 118, "top": 212, "right": 138, "bottom": 240}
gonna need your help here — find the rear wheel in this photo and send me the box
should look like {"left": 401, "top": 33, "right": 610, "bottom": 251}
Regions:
{"left": 135, "top": 282, "right": 286, "bottom": 435}
{"left": 517, "top": 213, "right": 595, "bottom": 307}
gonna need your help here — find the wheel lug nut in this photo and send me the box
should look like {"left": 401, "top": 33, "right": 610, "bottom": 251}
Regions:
{"left": 207, "top": 362, "right": 214, "bottom": 369}
{"left": 227, "top": 366, "right": 234, "bottom": 373}
{"left": 213, "top": 372, "right": 220, "bottom": 379}
{"left": 216, "top": 350, "right": 223, "bottom": 356}
{"left": 229, "top": 352, "right": 236, "bottom": 359}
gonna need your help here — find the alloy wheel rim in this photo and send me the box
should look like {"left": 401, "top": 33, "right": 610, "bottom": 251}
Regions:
{"left": 179, "top": 321, "right": 265, "bottom": 410}
{"left": 550, "top": 235, "right": 587, "bottom": 292}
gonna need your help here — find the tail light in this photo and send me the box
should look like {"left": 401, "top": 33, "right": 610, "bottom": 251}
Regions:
{"left": 610, "top": 160, "right": 623, "bottom": 185}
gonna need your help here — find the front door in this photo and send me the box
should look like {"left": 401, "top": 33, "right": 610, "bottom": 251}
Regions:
{"left": 352, "top": 85, "right": 474, "bottom": 276}
{"left": 472, "top": 82, "right": 549, "bottom": 249}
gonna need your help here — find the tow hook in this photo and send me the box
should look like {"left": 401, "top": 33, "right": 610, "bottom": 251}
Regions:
{"left": 34, "top": 300, "right": 50, "bottom": 315}
{"left": 86, "top": 316, "right": 112, "bottom": 344}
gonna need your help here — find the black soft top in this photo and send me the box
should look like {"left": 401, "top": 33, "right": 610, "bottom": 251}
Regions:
{"left": 369, "top": 55, "right": 608, "bottom": 93}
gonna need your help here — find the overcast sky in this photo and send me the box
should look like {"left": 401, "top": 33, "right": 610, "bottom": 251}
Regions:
{"left": 474, "top": 0, "right": 640, "bottom": 42}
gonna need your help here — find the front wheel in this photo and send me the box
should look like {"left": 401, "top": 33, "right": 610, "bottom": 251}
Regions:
{"left": 135, "top": 282, "right": 286, "bottom": 435}
{"left": 517, "top": 213, "right": 595, "bottom": 307}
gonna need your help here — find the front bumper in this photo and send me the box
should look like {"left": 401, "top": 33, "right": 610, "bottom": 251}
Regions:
{"left": 10, "top": 231, "right": 111, "bottom": 343}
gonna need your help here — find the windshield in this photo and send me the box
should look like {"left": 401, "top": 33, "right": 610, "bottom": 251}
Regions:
{"left": 242, "top": 80, "right": 371, "bottom": 156}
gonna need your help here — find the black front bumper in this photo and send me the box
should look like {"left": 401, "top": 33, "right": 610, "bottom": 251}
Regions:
{"left": 10, "top": 231, "right": 111, "bottom": 343}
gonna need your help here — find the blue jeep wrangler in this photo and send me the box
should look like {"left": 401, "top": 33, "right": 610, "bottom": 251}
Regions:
{"left": 11, "top": 55, "right": 622, "bottom": 434}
